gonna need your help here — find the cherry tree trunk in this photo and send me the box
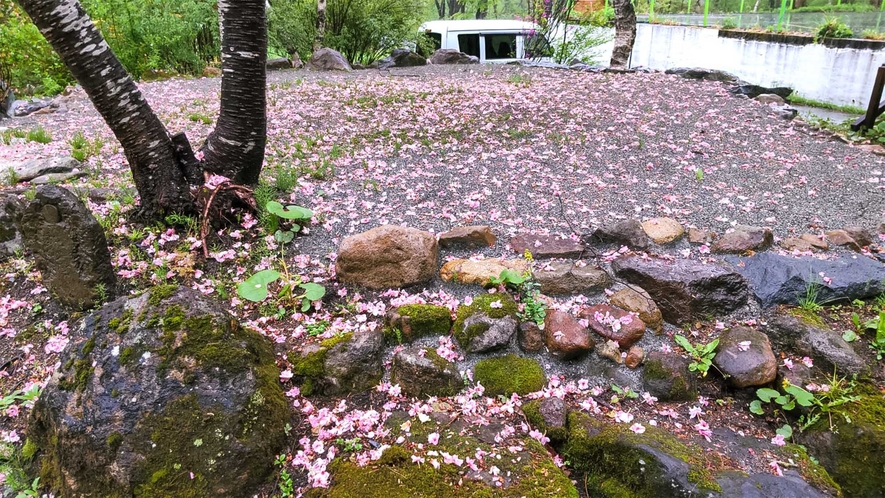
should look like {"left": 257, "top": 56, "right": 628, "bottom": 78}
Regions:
{"left": 314, "top": 0, "right": 327, "bottom": 51}
{"left": 17, "top": 0, "right": 194, "bottom": 216}
{"left": 200, "top": 0, "right": 268, "bottom": 186}
{"left": 610, "top": 0, "right": 637, "bottom": 68}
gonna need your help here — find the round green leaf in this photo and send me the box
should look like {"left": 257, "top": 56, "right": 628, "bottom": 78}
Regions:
{"left": 274, "top": 230, "right": 294, "bottom": 244}
{"left": 299, "top": 282, "right": 326, "bottom": 302}
{"left": 842, "top": 330, "right": 858, "bottom": 342}
{"left": 776, "top": 424, "right": 793, "bottom": 439}
{"left": 749, "top": 400, "right": 764, "bottom": 415}
{"left": 237, "top": 270, "right": 281, "bottom": 302}
{"left": 266, "top": 201, "right": 312, "bottom": 220}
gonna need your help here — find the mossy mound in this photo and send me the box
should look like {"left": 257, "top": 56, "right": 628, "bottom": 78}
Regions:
{"left": 384, "top": 304, "right": 452, "bottom": 344}
{"left": 473, "top": 354, "right": 545, "bottom": 396}
{"left": 306, "top": 437, "right": 577, "bottom": 497}
{"left": 453, "top": 293, "right": 518, "bottom": 348}
{"left": 800, "top": 386, "right": 885, "bottom": 497}
{"left": 287, "top": 329, "right": 384, "bottom": 396}
{"left": 28, "top": 286, "right": 288, "bottom": 498}
{"left": 521, "top": 399, "right": 568, "bottom": 444}
{"left": 562, "top": 412, "right": 721, "bottom": 497}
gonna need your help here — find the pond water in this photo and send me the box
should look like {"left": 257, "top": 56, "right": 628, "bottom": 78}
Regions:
{"left": 638, "top": 11, "right": 885, "bottom": 33}
{"left": 791, "top": 103, "right": 861, "bottom": 124}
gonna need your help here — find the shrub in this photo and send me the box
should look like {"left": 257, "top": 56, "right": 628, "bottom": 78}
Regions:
{"left": 0, "top": 4, "right": 73, "bottom": 95}
{"left": 815, "top": 17, "right": 854, "bottom": 40}
{"left": 721, "top": 18, "right": 737, "bottom": 30}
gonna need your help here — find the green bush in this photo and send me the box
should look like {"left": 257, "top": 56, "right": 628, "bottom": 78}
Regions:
{"left": 815, "top": 17, "right": 854, "bottom": 40}
{"left": 721, "top": 17, "right": 737, "bottom": 30}
{"left": 0, "top": 4, "right": 73, "bottom": 95}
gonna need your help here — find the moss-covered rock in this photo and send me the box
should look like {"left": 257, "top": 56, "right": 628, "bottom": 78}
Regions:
{"left": 384, "top": 304, "right": 452, "bottom": 344}
{"left": 307, "top": 437, "right": 577, "bottom": 498}
{"left": 522, "top": 398, "right": 568, "bottom": 444}
{"left": 28, "top": 286, "right": 288, "bottom": 498}
{"left": 642, "top": 351, "right": 697, "bottom": 402}
{"left": 453, "top": 293, "right": 518, "bottom": 349}
{"left": 287, "top": 329, "right": 384, "bottom": 396}
{"left": 799, "top": 387, "right": 885, "bottom": 497}
{"left": 392, "top": 346, "right": 463, "bottom": 398}
{"left": 473, "top": 354, "right": 545, "bottom": 396}
{"left": 563, "top": 412, "right": 722, "bottom": 497}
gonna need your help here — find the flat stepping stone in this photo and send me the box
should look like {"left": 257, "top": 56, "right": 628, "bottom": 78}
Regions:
{"left": 641, "top": 217, "right": 684, "bottom": 244}
{"left": 510, "top": 233, "right": 585, "bottom": 259}
{"left": 440, "top": 258, "right": 528, "bottom": 285}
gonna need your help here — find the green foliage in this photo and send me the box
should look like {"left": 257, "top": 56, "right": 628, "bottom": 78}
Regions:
{"left": 674, "top": 335, "right": 718, "bottom": 378}
{"left": 720, "top": 18, "right": 737, "bottom": 30}
{"left": 236, "top": 266, "right": 326, "bottom": 313}
{"left": 0, "top": 4, "right": 72, "bottom": 94}
{"left": 69, "top": 132, "right": 104, "bottom": 162}
{"left": 798, "top": 280, "right": 824, "bottom": 313}
{"left": 750, "top": 375, "right": 861, "bottom": 433}
{"left": 275, "top": 454, "right": 294, "bottom": 498}
{"left": 787, "top": 93, "right": 865, "bottom": 115}
{"left": 791, "top": 3, "right": 875, "bottom": 13}
{"left": 25, "top": 126, "right": 52, "bottom": 144}
{"left": 859, "top": 311, "right": 885, "bottom": 360}
{"left": 815, "top": 17, "right": 854, "bottom": 41}
{"left": 549, "top": 24, "right": 611, "bottom": 65}
{"left": 861, "top": 29, "right": 885, "bottom": 41}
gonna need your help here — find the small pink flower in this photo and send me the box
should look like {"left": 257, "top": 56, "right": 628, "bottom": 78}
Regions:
{"left": 771, "top": 434, "right": 786, "bottom": 447}
{"left": 630, "top": 423, "right": 646, "bottom": 434}
{"left": 280, "top": 369, "right": 293, "bottom": 382}
{"left": 489, "top": 300, "right": 503, "bottom": 309}
{"left": 783, "top": 359, "right": 794, "bottom": 370}
{"left": 428, "top": 432, "right": 440, "bottom": 445}
{"left": 801, "top": 357, "right": 813, "bottom": 368}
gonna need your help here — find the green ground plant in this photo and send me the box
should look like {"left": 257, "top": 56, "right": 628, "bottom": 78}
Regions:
{"left": 750, "top": 374, "right": 861, "bottom": 432}
{"left": 814, "top": 17, "right": 854, "bottom": 41}
{"left": 674, "top": 335, "right": 719, "bottom": 377}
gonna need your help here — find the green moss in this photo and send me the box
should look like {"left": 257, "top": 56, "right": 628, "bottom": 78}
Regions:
{"left": 642, "top": 356, "right": 694, "bottom": 401}
{"left": 161, "top": 305, "right": 186, "bottom": 333}
{"left": 521, "top": 400, "right": 567, "bottom": 443}
{"left": 108, "top": 308, "right": 133, "bottom": 334}
{"left": 106, "top": 433, "right": 123, "bottom": 452}
{"left": 789, "top": 307, "right": 826, "bottom": 327}
{"left": 119, "top": 347, "right": 136, "bottom": 366}
{"left": 148, "top": 284, "right": 177, "bottom": 306}
{"left": 20, "top": 438, "right": 37, "bottom": 461}
{"left": 473, "top": 355, "right": 545, "bottom": 396}
{"left": 389, "top": 304, "right": 453, "bottom": 343}
{"left": 285, "top": 334, "right": 354, "bottom": 396}
{"left": 563, "top": 412, "right": 721, "bottom": 496}
{"left": 58, "top": 337, "right": 96, "bottom": 392}
{"left": 453, "top": 293, "right": 517, "bottom": 335}
{"left": 780, "top": 444, "right": 841, "bottom": 495}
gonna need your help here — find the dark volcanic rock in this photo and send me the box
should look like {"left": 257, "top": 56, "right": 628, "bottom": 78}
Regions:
{"left": 0, "top": 194, "right": 22, "bottom": 259}
{"left": 458, "top": 313, "right": 517, "bottom": 353}
{"left": 29, "top": 286, "right": 287, "bottom": 498}
{"left": 429, "top": 49, "right": 479, "bottom": 65}
{"left": 713, "top": 326, "right": 777, "bottom": 388}
{"left": 589, "top": 219, "right": 652, "bottom": 250}
{"left": 612, "top": 256, "right": 749, "bottom": 324}
{"left": 510, "top": 233, "right": 585, "bottom": 259}
{"left": 19, "top": 185, "right": 116, "bottom": 310}
{"left": 730, "top": 84, "right": 793, "bottom": 99}
{"left": 665, "top": 67, "right": 740, "bottom": 83}
{"left": 767, "top": 314, "right": 868, "bottom": 376}
{"left": 392, "top": 346, "right": 463, "bottom": 398}
{"left": 724, "top": 252, "right": 885, "bottom": 307}
{"left": 378, "top": 49, "right": 427, "bottom": 69}
{"left": 642, "top": 351, "right": 697, "bottom": 401}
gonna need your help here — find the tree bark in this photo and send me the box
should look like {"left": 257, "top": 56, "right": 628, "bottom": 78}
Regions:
{"left": 314, "top": 0, "right": 327, "bottom": 51}
{"left": 435, "top": 0, "right": 446, "bottom": 18}
{"left": 17, "top": 0, "right": 194, "bottom": 216}
{"left": 610, "top": 0, "right": 636, "bottom": 68}
{"left": 200, "top": 0, "right": 267, "bottom": 186}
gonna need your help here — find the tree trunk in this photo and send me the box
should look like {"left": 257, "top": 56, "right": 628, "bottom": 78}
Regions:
{"left": 314, "top": 0, "right": 327, "bottom": 51}
{"left": 435, "top": 0, "right": 446, "bottom": 17}
{"left": 17, "top": 0, "right": 194, "bottom": 216}
{"left": 610, "top": 0, "right": 636, "bottom": 68}
{"left": 200, "top": 0, "right": 267, "bottom": 186}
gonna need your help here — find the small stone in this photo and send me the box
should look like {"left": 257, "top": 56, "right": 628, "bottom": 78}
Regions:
{"left": 533, "top": 261, "right": 610, "bottom": 295}
{"left": 438, "top": 225, "right": 496, "bottom": 248}
{"left": 625, "top": 346, "right": 644, "bottom": 369}
{"left": 825, "top": 230, "right": 860, "bottom": 251}
{"left": 322, "top": 329, "right": 385, "bottom": 395}
{"left": 459, "top": 313, "right": 516, "bottom": 353}
{"left": 0, "top": 195, "right": 22, "bottom": 259}
{"left": 537, "top": 398, "right": 568, "bottom": 441}
{"left": 856, "top": 144, "right": 885, "bottom": 155}
{"left": 335, "top": 225, "right": 438, "bottom": 289}
{"left": 510, "top": 233, "right": 585, "bottom": 259}
{"left": 580, "top": 304, "right": 646, "bottom": 348}
{"left": 842, "top": 226, "right": 873, "bottom": 247}
{"left": 518, "top": 321, "right": 545, "bottom": 353}
{"left": 642, "top": 351, "right": 697, "bottom": 401}
{"left": 544, "top": 310, "right": 593, "bottom": 360}
{"left": 590, "top": 219, "right": 652, "bottom": 250}
{"left": 777, "top": 362, "right": 812, "bottom": 390}
{"left": 754, "top": 93, "right": 786, "bottom": 105}
{"left": 767, "top": 314, "right": 868, "bottom": 376}
{"left": 439, "top": 258, "right": 528, "bottom": 286}
{"left": 799, "top": 233, "right": 828, "bottom": 250}
{"left": 713, "top": 326, "right": 777, "bottom": 388}
{"left": 596, "top": 340, "right": 622, "bottom": 364}
{"left": 780, "top": 237, "right": 813, "bottom": 252}
{"left": 641, "top": 217, "right": 684, "bottom": 244}
{"left": 609, "top": 287, "right": 663, "bottom": 333}
{"left": 711, "top": 225, "right": 773, "bottom": 254}
{"left": 392, "top": 346, "right": 463, "bottom": 398}
{"left": 687, "top": 228, "right": 714, "bottom": 244}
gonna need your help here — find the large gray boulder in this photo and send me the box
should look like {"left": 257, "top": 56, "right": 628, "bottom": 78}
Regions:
{"left": 665, "top": 67, "right": 740, "bottom": 83}
{"left": 612, "top": 256, "right": 749, "bottom": 325}
{"left": 378, "top": 49, "right": 427, "bottom": 69}
{"left": 29, "top": 286, "right": 288, "bottom": 498}
{"left": 430, "top": 49, "right": 478, "bottom": 65}
{"left": 10, "top": 156, "right": 80, "bottom": 183}
{"left": 336, "top": 225, "right": 438, "bottom": 289}
{"left": 766, "top": 313, "right": 868, "bottom": 376}
{"left": 19, "top": 185, "right": 116, "bottom": 310}
{"left": 724, "top": 252, "right": 885, "bottom": 307}
{"left": 308, "top": 48, "right": 352, "bottom": 71}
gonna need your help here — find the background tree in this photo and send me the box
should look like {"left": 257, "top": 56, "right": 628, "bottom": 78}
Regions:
{"left": 315, "top": 0, "right": 326, "bottom": 50}
{"left": 609, "top": 0, "right": 636, "bottom": 67}
{"left": 16, "top": 0, "right": 267, "bottom": 218}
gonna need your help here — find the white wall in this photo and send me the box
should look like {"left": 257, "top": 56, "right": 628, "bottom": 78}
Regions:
{"left": 596, "top": 24, "right": 885, "bottom": 107}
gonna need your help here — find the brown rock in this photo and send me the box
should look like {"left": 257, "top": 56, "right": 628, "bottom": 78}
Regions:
{"left": 590, "top": 219, "right": 652, "bottom": 250}
{"left": 780, "top": 237, "right": 813, "bottom": 252}
{"left": 580, "top": 304, "right": 646, "bottom": 348}
{"left": 202, "top": 66, "right": 221, "bottom": 77}
{"left": 438, "top": 225, "right": 496, "bottom": 249}
{"left": 800, "top": 233, "right": 828, "bottom": 250}
{"left": 544, "top": 310, "right": 593, "bottom": 360}
{"left": 308, "top": 48, "right": 352, "bottom": 71}
{"left": 711, "top": 225, "right": 773, "bottom": 254}
{"left": 687, "top": 228, "right": 714, "bottom": 245}
{"left": 596, "top": 340, "right": 622, "bottom": 364}
{"left": 533, "top": 262, "right": 610, "bottom": 295}
{"left": 336, "top": 225, "right": 438, "bottom": 289}
{"left": 643, "top": 351, "right": 697, "bottom": 401}
{"left": 641, "top": 217, "right": 684, "bottom": 244}
{"left": 754, "top": 93, "right": 785, "bottom": 105}
{"left": 713, "top": 326, "right": 777, "bottom": 388}
{"left": 518, "top": 321, "right": 545, "bottom": 353}
{"left": 439, "top": 258, "right": 528, "bottom": 286}
{"left": 856, "top": 144, "right": 885, "bottom": 156}
{"left": 843, "top": 226, "right": 873, "bottom": 247}
{"left": 825, "top": 230, "right": 861, "bottom": 252}
{"left": 609, "top": 287, "right": 662, "bottom": 332}
{"left": 625, "top": 346, "right": 644, "bottom": 369}
{"left": 510, "top": 233, "right": 585, "bottom": 259}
